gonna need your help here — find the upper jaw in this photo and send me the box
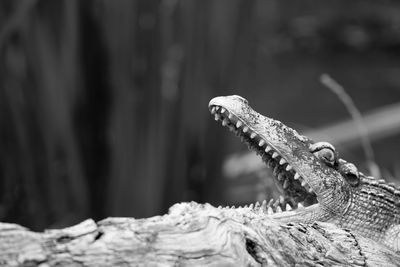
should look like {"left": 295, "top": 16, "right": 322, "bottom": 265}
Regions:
{"left": 209, "top": 95, "right": 345, "bottom": 211}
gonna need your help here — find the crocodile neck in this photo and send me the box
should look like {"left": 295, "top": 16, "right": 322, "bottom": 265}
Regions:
{"left": 209, "top": 95, "right": 400, "bottom": 251}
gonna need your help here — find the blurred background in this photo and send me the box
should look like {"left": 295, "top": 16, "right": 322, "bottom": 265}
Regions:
{"left": 1, "top": 0, "right": 400, "bottom": 230}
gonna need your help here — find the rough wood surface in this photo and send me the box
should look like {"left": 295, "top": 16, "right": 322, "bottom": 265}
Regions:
{"left": 0, "top": 202, "right": 399, "bottom": 266}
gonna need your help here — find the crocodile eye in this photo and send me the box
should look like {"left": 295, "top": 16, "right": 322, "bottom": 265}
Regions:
{"left": 319, "top": 149, "right": 335, "bottom": 164}
{"left": 310, "top": 142, "right": 337, "bottom": 166}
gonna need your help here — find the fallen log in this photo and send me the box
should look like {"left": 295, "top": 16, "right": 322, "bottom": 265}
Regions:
{"left": 1, "top": 202, "right": 399, "bottom": 266}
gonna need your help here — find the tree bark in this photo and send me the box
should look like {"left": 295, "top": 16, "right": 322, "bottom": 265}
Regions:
{"left": 0, "top": 202, "right": 399, "bottom": 266}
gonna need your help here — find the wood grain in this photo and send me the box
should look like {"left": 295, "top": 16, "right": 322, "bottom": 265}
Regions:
{"left": 1, "top": 202, "right": 399, "bottom": 266}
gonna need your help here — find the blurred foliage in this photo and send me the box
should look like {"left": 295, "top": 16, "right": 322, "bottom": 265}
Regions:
{"left": 1, "top": 0, "right": 400, "bottom": 230}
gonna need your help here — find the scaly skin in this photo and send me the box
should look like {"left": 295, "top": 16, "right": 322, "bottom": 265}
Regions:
{"left": 209, "top": 95, "right": 400, "bottom": 252}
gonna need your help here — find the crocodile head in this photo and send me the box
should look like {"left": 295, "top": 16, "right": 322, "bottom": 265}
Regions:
{"left": 209, "top": 95, "right": 400, "bottom": 251}
{"left": 209, "top": 95, "right": 361, "bottom": 222}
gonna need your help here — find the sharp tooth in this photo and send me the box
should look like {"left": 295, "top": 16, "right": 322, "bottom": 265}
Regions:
{"left": 255, "top": 201, "right": 260, "bottom": 208}
{"left": 279, "top": 158, "right": 286, "bottom": 165}
{"left": 228, "top": 114, "right": 233, "bottom": 119}
{"left": 211, "top": 107, "right": 216, "bottom": 114}
{"left": 301, "top": 180, "right": 307, "bottom": 187}
{"left": 279, "top": 195, "right": 285, "bottom": 203}
{"left": 250, "top": 132, "right": 257, "bottom": 139}
{"left": 258, "top": 140, "right": 265, "bottom": 147}
{"left": 265, "top": 146, "right": 272, "bottom": 153}
{"left": 267, "top": 206, "right": 274, "bottom": 215}
{"left": 276, "top": 206, "right": 282, "bottom": 213}
{"left": 222, "top": 119, "right": 228, "bottom": 126}
{"left": 268, "top": 199, "right": 274, "bottom": 207}
{"left": 215, "top": 106, "right": 220, "bottom": 111}
{"left": 249, "top": 203, "right": 254, "bottom": 209}
{"left": 286, "top": 204, "right": 292, "bottom": 211}
{"left": 294, "top": 173, "right": 300, "bottom": 180}
{"left": 261, "top": 200, "right": 267, "bottom": 210}
{"left": 243, "top": 126, "right": 249, "bottom": 133}
{"left": 236, "top": 121, "right": 243, "bottom": 128}
{"left": 308, "top": 187, "right": 313, "bottom": 193}
{"left": 298, "top": 203, "right": 304, "bottom": 209}
{"left": 220, "top": 108, "right": 226, "bottom": 113}
{"left": 283, "top": 179, "right": 289, "bottom": 189}
{"left": 214, "top": 114, "right": 220, "bottom": 121}
{"left": 272, "top": 152, "right": 279, "bottom": 159}
{"left": 285, "top": 165, "right": 293, "bottom": 171}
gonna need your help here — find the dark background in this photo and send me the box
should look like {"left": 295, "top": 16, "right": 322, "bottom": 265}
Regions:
{"left": 1, "top": 0, "right": 400, "bottom": 230}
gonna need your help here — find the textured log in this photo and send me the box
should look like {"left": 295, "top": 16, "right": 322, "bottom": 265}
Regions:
{"left": 0, "top": 202, "right": 399, "bottom": 266}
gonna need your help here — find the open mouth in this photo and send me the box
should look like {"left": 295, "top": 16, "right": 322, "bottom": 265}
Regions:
{"left": 209, "top": 104, "right": 318, "bottom": 213}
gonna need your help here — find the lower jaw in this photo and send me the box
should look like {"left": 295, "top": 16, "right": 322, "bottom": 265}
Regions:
{"left": 269, "top": 203, "right": 329, "bottom": 224}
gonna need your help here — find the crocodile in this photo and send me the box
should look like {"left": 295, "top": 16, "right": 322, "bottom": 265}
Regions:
{"left": 209, "top": 95, "right": 400, "bottom": 252}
